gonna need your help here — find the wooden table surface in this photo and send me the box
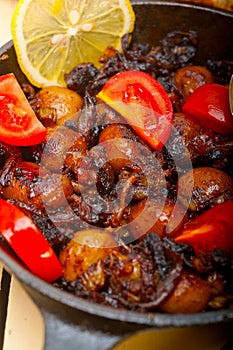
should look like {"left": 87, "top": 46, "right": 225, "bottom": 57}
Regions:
{"left": 0, "top": 263, "right": 44, "bottom": 350}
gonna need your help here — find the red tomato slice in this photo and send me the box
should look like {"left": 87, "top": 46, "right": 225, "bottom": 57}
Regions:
{"left": 174, "top": 200, "right": 233, "bottom": 254}
{"left": 97, "top": 71, "right": 173, "bottom": 149}
{"left": 182, "top": 83, "right": 233, "bottom": 135}
{"left": 0, "top": 73, "right": 46, "bottom": 146}
{"left": 0, "top": 199, "right": 63, "bottom": 282}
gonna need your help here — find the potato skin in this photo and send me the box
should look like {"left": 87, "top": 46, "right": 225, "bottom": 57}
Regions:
{"left": 178, "top": 167, "right": 233, "bottom": 212}
{"left": 129, "top": 199, "right": 188, "bottom": 239}
{"left": 42, "top": 126, "right": 86, "bottom": 172}
{"left": 159, "top": 269, "right": 211, "bottom": 313}
{"left": 0, "top": 160, "right": 73, "bottom": 210}
{"left": 99, "top": 124, "right": 142, "bottom": 173}
{"left": 173, "top": 65, "right": 213, "bottom": 104}
{"left": 168, "top": 113, "right": 212, "bottom": 165}
{"left": 35, "top": 86, "right": 83, "bottom": 125}
{"left": 37, "top": 172, "right": 73, "bottom": 210}
{"left": 0, "top": 161, "right": 40, "bottom": 203}
{"left": 59, "top": 229, "right": 117, "bottom": 281}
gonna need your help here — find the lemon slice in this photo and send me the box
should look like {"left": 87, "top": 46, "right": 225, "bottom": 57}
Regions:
{"left": 11, "top": 0, "right": 135, "bottom": 87}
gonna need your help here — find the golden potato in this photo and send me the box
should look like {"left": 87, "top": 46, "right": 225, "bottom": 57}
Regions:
{"left": 1, "top": 160, "right": 73, "bottom": 210}
{"left": 41, "top": 126, "right": 84, "bottom": 172}
{"left": 60, "top": 229, "right": 117, "bottom": 281}
{"left": 173, "top": 65, "right": 213, "bottom": 103}
{"left": 99, "top": 124, "right": 142, "bottom": 173}
{"left": 36, "top": 86, "right": 83, "bottom": 125}
{"left": 129, "top": 199, "right": 188, "bottom": 239}
{"left": 1, "top": 161, "right": 40, "bottom": 203}
{"left": 38, "top": 172, "right": 73, "bottom": 210}
{"left": 178, "top": 167, "right": 233, "bottom": 212}
{"left": 159, "top": 270, "right": 211, "bottom": 313}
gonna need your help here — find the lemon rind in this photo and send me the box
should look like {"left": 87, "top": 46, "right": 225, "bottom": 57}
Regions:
{"left": 11, "top": 0, "right": 135, "bottom": 88}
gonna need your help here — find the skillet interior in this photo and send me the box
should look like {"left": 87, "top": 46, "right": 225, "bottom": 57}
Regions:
{"left": 0, "top": 0, "right": 233, "bottom": 332}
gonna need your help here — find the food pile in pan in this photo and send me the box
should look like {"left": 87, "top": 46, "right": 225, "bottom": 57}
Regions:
{"left": 0, "top": 27, "right": 233, "bottom": 314}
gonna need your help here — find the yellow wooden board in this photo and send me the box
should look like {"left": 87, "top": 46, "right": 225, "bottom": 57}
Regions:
{"left": 0, "top": 263, "right": 45, "bottom": 350}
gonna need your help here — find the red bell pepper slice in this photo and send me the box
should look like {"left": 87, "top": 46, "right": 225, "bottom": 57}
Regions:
{"left": 174, "top": 200, "right": 233, "bottom": 254}
{"left": 0, "top": 199, "right": 63, "bottom": 283}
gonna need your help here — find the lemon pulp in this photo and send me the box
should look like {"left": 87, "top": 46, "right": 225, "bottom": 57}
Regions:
{"left": 11, "top": 0, "right": 135, "bottom": 87}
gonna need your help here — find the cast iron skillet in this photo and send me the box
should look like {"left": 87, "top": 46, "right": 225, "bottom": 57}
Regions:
{"left": 0, "top": 1, "right": 233, "bottom": 349}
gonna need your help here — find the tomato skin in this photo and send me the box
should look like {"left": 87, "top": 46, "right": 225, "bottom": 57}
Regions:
{"left": 0, "top": 199, "right": 63, "bottom": 282}
{"left": 0, "top": 73, "right": 46, "bottom": 146}
{"left": 174, "top": 200, "right": 233, "bottom": 254}
{"left": 182, "top": 83, "right": 233, "bottom": 135}
{"left": 97, "top": 71, "right": 173, "bottom": 149}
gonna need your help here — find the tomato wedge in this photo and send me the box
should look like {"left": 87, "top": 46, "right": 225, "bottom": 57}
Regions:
{"left": 0, "top": 199, "right": 63, "bottom": 282}
{"left": 182, "top": 83, "right": 233, "bottom": 135}
{"left": 174, "top": 200, "right": 233, "bottom": 254}
{"left": 97, "top": 71, "right": 173, "bottom": 149}
{"left": 0, "top": 73, "right": 46, "bottom": 146}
